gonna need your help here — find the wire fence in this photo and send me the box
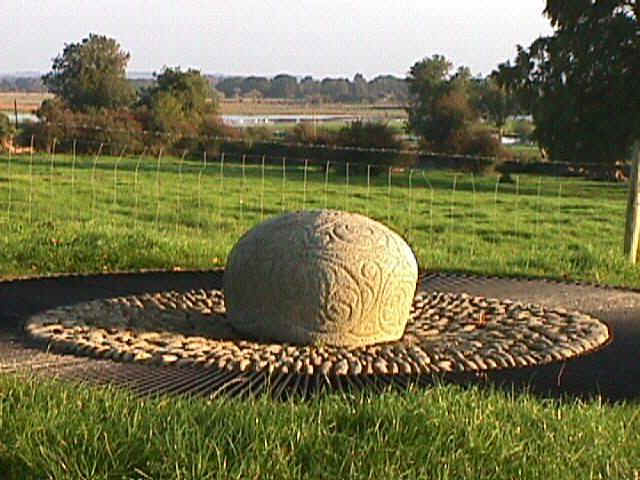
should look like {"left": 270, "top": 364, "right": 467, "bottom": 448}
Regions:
{"left": 0, "top": 136, "right": 629, "bottom": 279}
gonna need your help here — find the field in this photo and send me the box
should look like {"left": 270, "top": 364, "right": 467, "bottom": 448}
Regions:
{"left": 219, "top": 98, "right": 407, "bottom": 118}
{"left": 1, "top": 149, "right": 639, "bottom": 478}
{"left": 0, "top": 149, "right": 635, "bottom": 285}
{"left": 0, "top": 91, "right": 406, "bottom": 118}
{"left": 0, "top": 92, "right": 52, "bottom": 112}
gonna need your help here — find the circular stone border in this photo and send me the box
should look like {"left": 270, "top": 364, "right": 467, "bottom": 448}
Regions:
{"left": 24, "top": 287, "right": 611, "bottom": 376}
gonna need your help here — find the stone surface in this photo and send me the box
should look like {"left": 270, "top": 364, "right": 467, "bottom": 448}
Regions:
{"left": 223, "top": 210, "right": 419, "bottom": 347}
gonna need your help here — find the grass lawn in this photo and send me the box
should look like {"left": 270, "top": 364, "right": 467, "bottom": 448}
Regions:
{"left": 0, "top": 149, "right": 636, "bottom": 286}
{"left": 0, "top": 376, "right": 638, "bottom": 479}
{"left": 1, "top": 149, "right": 639, "bottom": 479}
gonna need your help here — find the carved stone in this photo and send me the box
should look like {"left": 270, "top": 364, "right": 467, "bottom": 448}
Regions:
{"left": 223, "top": 210, "right": 418, "bottom": 347}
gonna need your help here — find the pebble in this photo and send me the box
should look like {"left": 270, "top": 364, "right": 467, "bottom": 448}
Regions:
{"left": 24, "top": 288, "right": 610, "bottom": 377}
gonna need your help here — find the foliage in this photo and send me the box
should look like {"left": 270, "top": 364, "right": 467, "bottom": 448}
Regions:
{"left": 406, "top": 55, "right": 453, "bottom": 144}
{"left": 509, "top": 118, "right": 535, "bottom": 143}
{"left": 268, "top": 74, "right": 299, "bottom": 98}
{"left": 214, "top": 73, "right": 408, "bottom": 102}
{"left": 458, "top": 126, "right": 502, "bottom": 158}
{"left": 0, "top": 76, "right": 46, "bottom": 92}
{"left": 471, "top": 76, "right": 519, "bottom": 132}
{"left": 496, "top": 1, "right": 640, "bottom": 164}
{"left": 42, "top": 34, "right": 135, "bottom": 111}
{"left": 288, "top": 122, "right": 332, "bottom": 145}
{"left": 334, "top": 120, "right": 406, "bottom": 173}
{"left": 0, "top": 112, "right": 15, "bottom": 142}
{"left": 406, "top": 55, "right": 504, "bottom": 158}
{"left": 137, "top": 67, "right": 218, "bottom": 152}
{"left": 24, "top": 97, "right": 144, "bottom": 153}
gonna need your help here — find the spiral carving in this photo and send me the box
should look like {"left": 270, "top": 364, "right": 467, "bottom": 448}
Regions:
{"left": 224, "top": 210, "right": 418, "bottom": 347}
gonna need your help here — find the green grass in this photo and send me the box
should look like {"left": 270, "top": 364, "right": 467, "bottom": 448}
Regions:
{"left": 2, "top": 150, "right": 640, "bottom": 479}
{"left": 0, "top": 375, "right": 638, "bottom": 479}
{"left": 0, "top": 150, "right": 637, "bottom": 286}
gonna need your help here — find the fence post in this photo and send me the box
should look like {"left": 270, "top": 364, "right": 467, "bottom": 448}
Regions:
{"left": 624, "top": 142, "right": 640, "bottom": 263}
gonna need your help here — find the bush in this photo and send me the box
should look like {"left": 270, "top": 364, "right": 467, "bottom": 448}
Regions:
{"left": 288, "top": 122, "right": 332, "bottom": 145}
{"left": 459, "top": 127, "right": 502, "bottom": 157}
{"left": 333, "top": 120, "right": 409, "bottom": 175}
{"left": 0, "top": 112, "right": 15, "bottom": 144}
{"left": 21, "top": 98, "right": 145, "bottom": 154}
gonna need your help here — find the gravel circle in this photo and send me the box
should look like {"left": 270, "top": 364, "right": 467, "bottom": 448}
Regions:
{"left": 24, "top": 289, "right": 611, "bottom": 376}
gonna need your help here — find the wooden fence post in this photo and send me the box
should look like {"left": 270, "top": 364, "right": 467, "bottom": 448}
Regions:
{"left": 624, "top": 142, "right": 640, "bottom": 263}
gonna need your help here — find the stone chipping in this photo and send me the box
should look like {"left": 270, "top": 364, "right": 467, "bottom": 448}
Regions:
{"left": 24, "top": 288, "right": 611, "bottom": 376}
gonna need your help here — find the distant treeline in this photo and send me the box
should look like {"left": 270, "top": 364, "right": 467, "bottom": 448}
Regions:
{"left": 212, "top": 74, "right": 408, "bottom": 103}
{"left": 0, "top": 76, "right": 47, "bottom": 93}
{"left": 2, "top": 73, "right": 407, "bottom": 104}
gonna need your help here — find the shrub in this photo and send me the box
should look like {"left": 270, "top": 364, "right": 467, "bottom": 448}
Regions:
{"left": 460, "top": 127, "right": 502, "bottom": 158}
{"left": 0, "top": 112, "right": 15, "bottom": 144}
{"left": 21, "top": 98, "right": 145, "bottom": 154}
{"left": 333, "top": 120, "right": 409, "bottom": 175}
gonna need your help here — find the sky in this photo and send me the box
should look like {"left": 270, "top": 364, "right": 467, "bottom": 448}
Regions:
{"left": 1, "top": 0, "right": 553, "bottom": 79}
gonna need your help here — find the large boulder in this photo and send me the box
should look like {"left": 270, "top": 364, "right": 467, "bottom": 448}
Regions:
{"left": 224, "top": 210, "right": 418, "bottom": 347}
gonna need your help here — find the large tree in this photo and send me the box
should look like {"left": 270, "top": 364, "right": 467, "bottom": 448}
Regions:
{"left": 42, "top": 34, "right": 135, "bottom": 111}
{"left": 406, "top": 55, "right": 453, "bottom": 148}
{"left": 496, "top": 1, "right": 640, "bottom": 164}
{"left": 269, "top": 74, "right": 299, "bottom": 99}
{"left": 139, "top": 67, "right": 217, "bottom": 143}
{"left": 407, "top": 55, "right": 481, "bottom": 152}
{"left": 471, "top": 75, "right": 518, "bottom": 140}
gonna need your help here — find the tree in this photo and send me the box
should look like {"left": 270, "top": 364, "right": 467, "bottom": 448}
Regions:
{"left": 320, "top": 78, "right": 351, "bottom": 101}
{"left": 42, "top": 34, "right": 134, "bottom": 111}
{"left": 269, "top": 74, "right": 298, "bottom": 98}
{"left": 406, "top": 55, "right": 454, "bottom": 148}
{"left": 496, "top": 1, "right": 640, "bottom": 163}
{"left": 406, "top": 55, "right": 503, "bottom": 156}
{"left": 139, "top": 67, "right": 218, "bottom": 148}
{"left": 406, "top": 55, "right": 477, "bottom": 151}
{"left": 214, "top": 76, "right": 244, "bottom": 98}
{"left": 147, "top": 67, "right": 216, "bottom": 115}
{"left": 472, "top": 75, "right": 518, "bottom": 140}
{"left": 352, "top": 73, "right": 369, "bottom": 102}
{"left": 368, "top": 75, "right": 408, "bottom": 102}
{"left": 299, "top": 76, "right": 321, "bottom": 99}
{"left": 242, "top": 76, "right": 271, "bottom": 96}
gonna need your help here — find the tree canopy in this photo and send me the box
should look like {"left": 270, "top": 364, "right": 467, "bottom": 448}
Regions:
{"left": 213, "top": 73, "right": 407, "bottom": 103}
{"left": 42, "top": 34, "right": 135, "bottom": 111}
{"left": 496, "top": 1, "right": 640, "bottom": 163}
{"left": 137, "top": 67, "right": 218, "bottom": 147}
{"left": 405, "top": 55, "right": 503, "bottom": 156}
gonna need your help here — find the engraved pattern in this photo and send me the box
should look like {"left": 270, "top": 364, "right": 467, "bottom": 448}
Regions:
{"left": 224, "top": 210, "right": 418, "bottom": 347}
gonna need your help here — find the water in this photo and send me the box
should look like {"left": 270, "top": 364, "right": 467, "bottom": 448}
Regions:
{"left": 221, "top": 114, "right": 359, "bottom": 127}
{"left": 0, "top": 111, "right": 38, "bottom": 123}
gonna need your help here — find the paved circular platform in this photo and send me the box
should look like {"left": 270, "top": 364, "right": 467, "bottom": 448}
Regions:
{"left": 2, "top": 270, "right": 639, "bottom": 401}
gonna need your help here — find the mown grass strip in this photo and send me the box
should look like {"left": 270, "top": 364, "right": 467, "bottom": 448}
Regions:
{"left": 0, "top": 375, "right": 638, "bottom": 480}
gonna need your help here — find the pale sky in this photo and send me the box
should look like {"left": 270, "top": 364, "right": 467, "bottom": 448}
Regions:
{"left": 1, "top": 0, "right": 553, "bottom": 78}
